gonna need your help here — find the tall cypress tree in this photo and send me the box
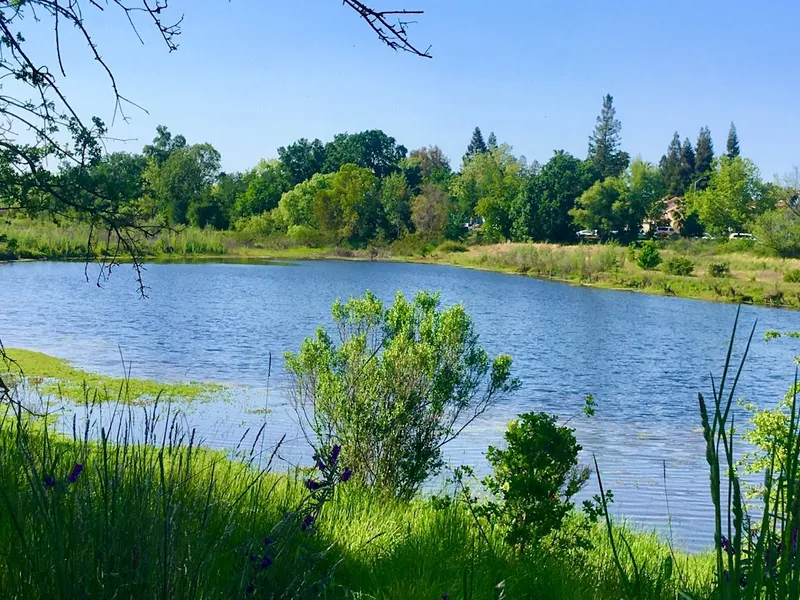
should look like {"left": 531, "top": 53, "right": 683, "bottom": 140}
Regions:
{"left": 487, "top": 131, "right": 498, "bottom": 150}
{"left": 659, "top": 132, "right": 684, "bottom": 196}
{"left": 727, "top": 122, "right": 740, "bottom": 159}
{"left": 679, "top": 137, "right": 696, "bottom": 193}
{"left": 587, "top": 94, "right": 629, "bottom": 178}
{"left": 464, "top": 127, "right": 488, "bottom": 162}
{"left": 694, "top": 126, "right": 714, "bottom": 187}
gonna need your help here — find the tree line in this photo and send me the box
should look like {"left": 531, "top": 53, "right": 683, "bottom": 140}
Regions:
{"left": 17, "top": 95, "right": 799, "bottom": 251}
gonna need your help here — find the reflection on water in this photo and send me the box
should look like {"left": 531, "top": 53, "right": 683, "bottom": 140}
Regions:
{"left": 2, "top": 259, "right": 800, "bottom": 552}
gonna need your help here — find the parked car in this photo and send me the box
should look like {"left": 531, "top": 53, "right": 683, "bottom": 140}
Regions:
{"left": 701, "top": 233, "right": 716, "bottom": 240}
{"left": 729, "top": 232, "right": 756, "bottom": 241}
{"left": 654, "top": 226, "right": 676, "bottom": 238}
{"left": 576, "top": 229, "right": 599, "bottom": 240}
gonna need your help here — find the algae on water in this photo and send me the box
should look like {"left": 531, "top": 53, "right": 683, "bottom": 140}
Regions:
{"left": 1, "top": 348, "right": 225, "bottom": 404}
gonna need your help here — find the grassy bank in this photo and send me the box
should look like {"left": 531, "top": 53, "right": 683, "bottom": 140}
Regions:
{"left": 4, "top": 218, "right": 800, "bottom": 309}
{"left": 0, "top": 394, "right": 713, "bottom": 600}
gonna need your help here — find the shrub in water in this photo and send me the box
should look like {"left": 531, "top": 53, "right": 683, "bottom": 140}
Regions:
{"left": 285, "top": 290, "right": 520, "bottom": 500}
{"left": 784, "top": 269, "right": 800, "bottom": 283}
{"left": 708, "top": 262, "right": 731, "bottom": 278}
{"left": 663, "top": 257, "right": 695, "bottom": 276}
{"left": 636, "top": 241, "right": 662, "bottom": 270}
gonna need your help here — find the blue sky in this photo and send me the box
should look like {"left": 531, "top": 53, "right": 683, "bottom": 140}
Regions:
{"left": 35, "top": 0, "right": 800, "bottom": 178}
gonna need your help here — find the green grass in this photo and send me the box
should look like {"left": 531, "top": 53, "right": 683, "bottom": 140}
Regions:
{"left": 2, "top": 348, "right": 225, "bottom": 404}
{"left": 0, "top": 393, "right": 714, "bottom": 599}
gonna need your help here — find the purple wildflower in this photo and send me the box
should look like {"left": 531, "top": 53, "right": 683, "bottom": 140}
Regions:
{"left": 43, "top": 475, "right": 56, "bottom": 488}
{"left": 316, "top": 458, "right": 326, "bottom": 472}
{"left": 67, "top": 463, "right": 83, "bottom": 484}
{"left": 305, "top": 479, "right": 321, "bottom": 491}
{"left": 341, "top": 467, "right": 353, "bottom": 482}
{"left": 246, "top": 583, "right": 255, "bottom": 595}
{"left": 793, "top": 527, "right": 798, "bottom": 550}
{"left": 329, "top": 444, "right": 341, "bottom": 467}
{"left": 249, "top": 554, "right": 257, "bottom": 563}
{"left": 264, "top": 536, "right": 273, "bottom": 547}
{"left": 301, "top": 514, "right": 315, "bottom": 531}
{"left": 260, "top": 554, "right": 273, "bottom": 569}
{"left": 721, "top": 535, "right": 735, "bottom": 555}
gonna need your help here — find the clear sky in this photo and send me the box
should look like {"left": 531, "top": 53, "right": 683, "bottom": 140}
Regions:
{"left": 34, "top": 0, "right": 800, "bottom": 178}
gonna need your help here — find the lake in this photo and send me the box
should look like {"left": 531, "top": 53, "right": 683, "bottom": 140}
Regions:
{"left": 2, "top": 259, "right": 799, "bottom": 551}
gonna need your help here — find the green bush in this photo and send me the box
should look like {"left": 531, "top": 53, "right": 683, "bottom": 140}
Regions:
{"left": 480, "top": 412, "right": 593, "bottom": 551}
{"left": 784, "top": 269, "right": 800, "bottom": 283}
{"left": 285, "top": 291, "right": 520, "bottom": 500}
{"left": 437, "top": 240, "right": 468, "bottom": 253}
{"left": 287, "top": 225, "right": 331, "bottom": 248}
{"left": 708, "top": 262, "right": 731, "bottom": 278}
{"left": 636, "top": 241, "right": 662, "bottom": 270}
{"left": 663, "top": 257, "right": 695, "bottom": 276}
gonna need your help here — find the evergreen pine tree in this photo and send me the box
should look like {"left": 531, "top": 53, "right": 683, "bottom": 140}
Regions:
{"left": 694, "top": 126, "right": 714, "bottom": 188}
{"left": 464, "top": 127, "right": 488, "bottom": 162}
{"left": 659, "top": 132, "right": 684, "bottom": 196}
{"left": 487, "top": 131, "right": 498, "bottom": 150}
{"left": 587, "top": 94, "right": 629, "bottom": 178}
{"left": 679, "top": 137, "right": 696, "bottom": 193}
{"left": 727, "top": 122, "right": 740, "bottom": 159}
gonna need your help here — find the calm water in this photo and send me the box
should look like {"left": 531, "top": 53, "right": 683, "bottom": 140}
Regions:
{"left": 2, "top": 259, "right": 799, "bottom": 551}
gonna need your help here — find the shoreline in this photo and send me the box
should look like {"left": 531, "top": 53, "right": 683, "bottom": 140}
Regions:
{"left": 5, "top": 243, "right": 800, "bottom": 311}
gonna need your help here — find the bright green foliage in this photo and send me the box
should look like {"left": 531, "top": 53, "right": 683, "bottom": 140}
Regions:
{"left": 752, "top": 209, "right": 800, "bottom": 258}
{"left": 277, "top": 138, "right": 326, "bottom": 187}
{"left": 628, "top": 158, "right": 667, "bottom": 230}
{"left": 313, "top": 164, "right": 379, "bottom": 244}
{"left": 146, "top": 143, "right": 221, "bottom": 225}
{"left": 587, "top": 94, "right": 630, "bottom": 179}
{"left": 452, "top": 145, "right": 524, "bottom": 240}
{"left": 284, "top": 291, "right": 520, "bottom": 500}
{"left": 380, "top": 171, "right": 413, "bottom": 237}
{"left": 727, "top": 121, "right": 740, "bottom": 159}
{"left": 234, "top": 160, "right": 290, "bottom": 219}
{"left": 512, "top": 151, "right": 598, "bottom": 242}
{"left": 411, "top": 184, "right": 451, "bottom": 238}
{"left": 142, "top": 125, "right": 187, "bottom": 166}
{"left": 694, "top": 126, "right": 714, "bottom": 185}
{"left": 663, "top": 256, "right": 695, "bottom": 276}
{"left": 278, "top": 172, "right": 335, "bottom": 229}
{"left": 636, "top": 241, "right": 662, "bottom": 270}
{"left": 685, "top": 156, "right": 771, "bottom": 235}
{"left": 463, "top": 126, "right": 488, "bottom": 163}
{"left": 481, "top": 412, "right": 591, "bottom": 550}
{"left": 784, "top": 269, "right": 800, "bottom": 283}
{"left": 323, "top": 130, "right": 407, "bottom": 178}
{"left": 570, "top": 178, "right": 627, "bottom": 237}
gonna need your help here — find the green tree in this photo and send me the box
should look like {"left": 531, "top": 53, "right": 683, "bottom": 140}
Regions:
{"left": 411, "top": 184, "right": 451, "bottom": 238}
{"left": 511, "top": 152, "right": 598, "bottom": 242}
{"left": 628, "top": 158, "right": 667, "bottom": 231}
{"left": 685, "top": 156, "right": 769, "bottom": 235}
{"left": 752, "top": 209, "right": 800, "bottom": 258}
{"left": 323, "top": 130, "right": 407, "bottom": 178}
{"left": 451, "top": 144, "right": 524, "bottom": 239}
{"left": 278, "top": 172, "right": 335, "bottom": 229}
{"left": 695, "top": 126, "right": 715, "bottom": 186}
{"left": 146, "top": 143, "right": 221, "bottom": 225}
{"left": 659, "top": 132, "right": 684, "bottom": 197}
{"left": 284, "top": 290, "right": 520, "bottom": 499}
{"left": 570, "top": 177, "right": 627, "bottom": 238}
{"left": 463, "top": 127, "right": 488, "bottom": 163}
{"left": 487, "top": 131, "right": 498, "bottom": 150}
{"left": 143, "top": 125, "right": 187, "bottom": 167}
{"left": 482, "top": 412, "right": 589, "bottom": 550}
{"left": 408, "top": 146, "right": 451, "bottom": 183}
{"left": 679, "top": 137, "right": 696, "bottom": 194}
{"left": 727, "top": 122, "right": 740, "bottom": 159}
{"left": 313, "top": 164, "right": 379, "bottom": 245}
{"left": 277, "top": 138, "right": 326, "bottom": 187}
{"left": 587, "top": 94, "right": 629, "bottom": 179}
{"left": 380, "top": 171, "right": 412, "bottom": 238}
{"left": 234, "top": 160, "right": 290, "bottom": 219}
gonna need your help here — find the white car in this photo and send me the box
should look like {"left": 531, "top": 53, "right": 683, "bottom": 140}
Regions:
{"left": 654, "top": 226, "right": 676, "bottom": 238}
{"left": 729, "top": 232, "right": 756, "bottom": 241}
{"left": 576, "top": 229, "right": 599, "bottom": 240}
